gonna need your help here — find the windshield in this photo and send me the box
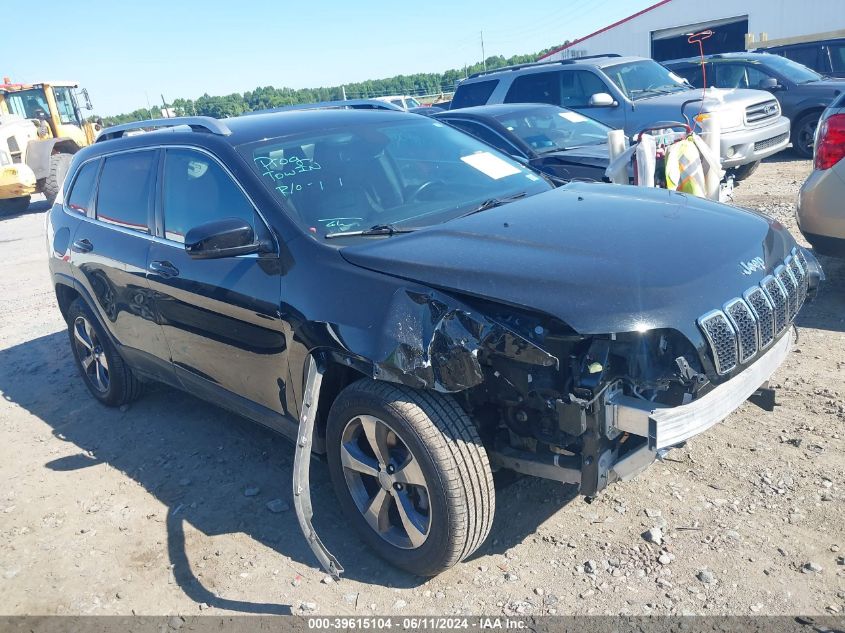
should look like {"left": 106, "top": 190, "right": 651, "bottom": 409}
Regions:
{"left": 760, "top": 54, "right": 822, "bottom": 83}
{"left": 495, "top": 106, "right": 612, "bottom": 153}
{"left": 406, "top": 97, "right": 421, "bottom": 108}
{"left": 602, "top": 60, "right": 689, "bottom": 100}
{"left": 240, "top": 117, "right": 550, "bottom": 238}
{"left": 3, "top": 88, "right": 50, "bottom": 119}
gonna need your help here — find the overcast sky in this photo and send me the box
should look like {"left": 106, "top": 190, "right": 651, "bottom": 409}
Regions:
{"left": 3, "top": 0, "right": 656, "bottom": 115}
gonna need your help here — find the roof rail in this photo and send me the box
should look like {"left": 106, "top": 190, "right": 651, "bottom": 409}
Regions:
{"left": 466, "top": 53, "right": 622, "bottom": 80}
{"left": 248, "top": 99, "right": 404, "bottom": 115}
{"left": 96, "top": 116, "right": 232, "bottom": 143}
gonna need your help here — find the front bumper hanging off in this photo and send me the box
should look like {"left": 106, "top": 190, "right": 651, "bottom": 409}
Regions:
{"left": 606, "top": 329, "right": 793, "bottom": 482}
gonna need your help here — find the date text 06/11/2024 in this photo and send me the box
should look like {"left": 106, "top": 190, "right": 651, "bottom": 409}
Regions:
{"left": 306, "top": 617, "right": 529, "bottom": 630}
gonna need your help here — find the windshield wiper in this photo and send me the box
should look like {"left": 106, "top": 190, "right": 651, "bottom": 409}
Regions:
{"left": 457, "top": 192, "right": 529, "bottom": 219}
{"left": 324, "top": 223, "right": 416, "bottom": 239}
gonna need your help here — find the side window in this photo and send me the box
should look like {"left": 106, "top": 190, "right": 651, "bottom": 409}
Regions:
{"left": 504, "top": 72, "right": 561, "bottom": 105}
{"left": 96, "top": 151, "right": 156, "bottom": 233}
{"left": 571, "top": 71, "right": 611, "bottom": 106}
{"left": 52, "top": 87, "right": 78, "bottom": 125}
{"left": 451, "top": 80, "right": 499, "bottom": 109}
{"left": 829, "top": 45, "right": 845, "bottom": 73}
{"left": 66, "top": 160, "right": 99, "bottom": 215}
{"left": 716, "top": 64, "right": 750, "bottom": 89}
{"left": 671, "top": 65, "right": 705, "bottom": 88}
{"left": 744, "top": 64, "right": 774, "bottom": 89}
{"left": 163, "top": 148, "right": 255, "bottom": 243}
{"left": 448, "top": 120, "right": 519, "bottom": 156}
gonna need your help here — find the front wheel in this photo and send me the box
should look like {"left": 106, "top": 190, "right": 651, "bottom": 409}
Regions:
{"left": 326, "top": 380, "right": 495, "bottom": 576}
{"left": 42, "top": 153, "right": 73, "bottom": 205}
{"left": 793, "top": 112, "right": 820, "bottom": 159}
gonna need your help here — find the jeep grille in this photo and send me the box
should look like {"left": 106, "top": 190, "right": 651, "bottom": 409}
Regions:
{"left": 697, "top": 248, "right": 808, "bottom": 376}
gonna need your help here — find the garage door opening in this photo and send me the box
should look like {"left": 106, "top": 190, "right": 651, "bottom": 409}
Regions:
{"left": 651, "top": 16, "right": 749, "bottom": 61}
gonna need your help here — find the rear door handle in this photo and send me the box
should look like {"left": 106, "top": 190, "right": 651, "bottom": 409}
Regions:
{"left": 148, "top": 260, "right": 180, "bottom": 279}
{"left": 71, "top": 238, "right": 93, "bottom": 253}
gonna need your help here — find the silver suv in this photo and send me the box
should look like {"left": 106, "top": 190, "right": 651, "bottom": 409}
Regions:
{"left": 450, "top": 54, "right": 791, "bottom": 174}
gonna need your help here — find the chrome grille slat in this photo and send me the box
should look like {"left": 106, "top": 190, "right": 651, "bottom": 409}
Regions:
{"left": 762, "top": 274, "right": 789, "bottom": 334}
{"left": 724, "top": 298, "right": 758, "bottom": 364}
{"left": 744, "top": 287, "right": 775, "bottom": 349}
{"left": 698, "top": 251, "right": 809, "bottom": 375}
{"left": 776, "top": 264, "right": 799, "bottom": 319}
{"left": 788, "top": 250, "right": 808, "bottom": 307}
{"left": 699, "top": 310, "right": 738, "bottom": 375}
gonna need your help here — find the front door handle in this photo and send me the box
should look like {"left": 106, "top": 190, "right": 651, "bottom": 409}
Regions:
{"left": 148, "top": 260, "right": 180, "bottom": 278}
{"left": 71, "top": 238, "right": 93, "bottom": 253}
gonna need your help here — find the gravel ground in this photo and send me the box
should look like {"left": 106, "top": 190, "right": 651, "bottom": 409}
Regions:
{"left": 1, "top": 156, "right": 843, "bottom": 617}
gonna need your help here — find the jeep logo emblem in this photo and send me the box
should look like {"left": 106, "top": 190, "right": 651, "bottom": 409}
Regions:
{"left": 740, "top": 257, "right": 765, "bottom": 275}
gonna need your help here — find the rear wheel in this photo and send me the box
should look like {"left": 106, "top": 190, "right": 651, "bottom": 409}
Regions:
{"left": 67, "top": 298, "right": 142, "bottom": 406}
{"left": 729, "top": 161, "right": 760, "bottom": 182}
{"left": 0, "top": 196, "right": 31, "bottom": 215}
{"left": 326, "top": 380, "right": 495, "bottom": 576}
{"left": 43, "top": 153, "right": 73, "bottom": 205}
{"left": 793, "top": 112, "right": 820, "bottom": 159}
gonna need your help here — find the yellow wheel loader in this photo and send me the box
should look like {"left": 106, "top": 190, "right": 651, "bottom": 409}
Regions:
{"left": 0, "top": 80, "right": 100, "bottom": 214}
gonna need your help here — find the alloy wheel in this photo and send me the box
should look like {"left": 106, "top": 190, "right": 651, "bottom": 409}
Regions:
{"left": 797, "top": 120, "right": 817, "bottom": 156}
{"left": 339, "top": 414, "right": 431, "bottom": 549}
{"left": 73, "top": 316, "right": 110, "bottom": 393}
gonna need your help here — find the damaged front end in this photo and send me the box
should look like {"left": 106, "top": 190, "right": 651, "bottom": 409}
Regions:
{"left": 365, "top": 288, "right": 728, "bottom": 497}
{"left": 363, "top": 285, "right": 796, "bottom": 498}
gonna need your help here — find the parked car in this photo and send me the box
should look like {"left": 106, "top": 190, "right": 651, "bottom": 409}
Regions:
{"left": 797, "top": 91, "right": 845, "bottom": 257}
{"left": 449, "top": 54, "right": 791, "bottom": 179}
{"left": 373, "top": 95, "right": 422, "bottom": 110}
{"left": 48, "top": 111, "right": 821, "bottom": 577}
{"left": 434, "top": 103, "right": 612, "bottom": 183}
{"left": 665, "top": 52, "right": 845, "bottom": 158}
{"left": 757, "top": 38, "right": 845, "bottom": 79}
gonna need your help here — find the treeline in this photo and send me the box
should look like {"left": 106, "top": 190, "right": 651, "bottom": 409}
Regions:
{"left": 98, "top": 43, "right": 568, "bottom": 125}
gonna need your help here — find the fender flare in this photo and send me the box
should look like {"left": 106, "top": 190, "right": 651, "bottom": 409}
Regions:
{"left": 25, "top": 138, "right": 81, "bottom": 180}
{"left": 53, "top": 274, "right": 120, "bottom": 351}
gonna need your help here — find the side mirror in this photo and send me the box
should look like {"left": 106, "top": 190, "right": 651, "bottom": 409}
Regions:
{"left": 759, "top": 77, "right": 783, "bottom": 91}
{"left": 588, "top": 92, "right": 616, "bottom": 107}
{"left": 185, "top": 217, "right": 258, "bottom": 259}
{"left": 82, "top": 88, "right": 93, "bottom": 110}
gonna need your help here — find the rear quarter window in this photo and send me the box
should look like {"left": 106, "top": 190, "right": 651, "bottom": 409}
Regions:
{"left": 96, "top": 151, "right": 157, "bottom": 233}
{"left": 504, "top": 71, "right": 561, "bottom": 106}
{"left": 65, "top": 160, "right": 99, "bottom": 215}
{"left": 451, "top": 80, "right": 499, "bottom": 109}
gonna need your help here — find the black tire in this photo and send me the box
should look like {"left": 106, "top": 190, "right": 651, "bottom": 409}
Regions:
{"left": 729, "top": 160, "right": 760, "bottom": 182}
{"left": 67, "top": 298, "right": 143, "bottom": 407}
{"left": 0, "top": 196, "right": 31, "bottom": 215}
{"left": 42, "top": 153, "right": 73, "bottom": 205}
{"left": 793, "top": 111, "right": 820, "bottom": 159}
{"left": 326, "top": 380, "right": 495, "bottom": 576}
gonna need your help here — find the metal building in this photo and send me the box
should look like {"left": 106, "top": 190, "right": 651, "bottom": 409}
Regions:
{"left": 540, "top": 0, "right": 845, "bottom": 62}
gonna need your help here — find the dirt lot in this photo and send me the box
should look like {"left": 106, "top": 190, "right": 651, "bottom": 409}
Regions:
{"left": 1, "top": 156, "right": 843, "bottom": 617}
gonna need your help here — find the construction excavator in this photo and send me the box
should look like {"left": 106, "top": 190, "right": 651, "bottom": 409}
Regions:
{"left": 0, "top": 79, "right": 100, "bottom": 214}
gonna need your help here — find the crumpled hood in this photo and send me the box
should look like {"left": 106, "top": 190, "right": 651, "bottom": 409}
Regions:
{"left": 340, "top": 183, "right": 799, "bottom": 337}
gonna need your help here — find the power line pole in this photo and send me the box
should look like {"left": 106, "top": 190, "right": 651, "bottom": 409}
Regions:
{"left": 480, "top": 30, "right": 487, "bottom": 70}
{"left": 341, "top": 85, "right": 347, "bottom": 101}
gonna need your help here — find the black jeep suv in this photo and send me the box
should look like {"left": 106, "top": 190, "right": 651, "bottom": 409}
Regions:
{"left": 47, "top": 110, "right": 821, "bottom": 577}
